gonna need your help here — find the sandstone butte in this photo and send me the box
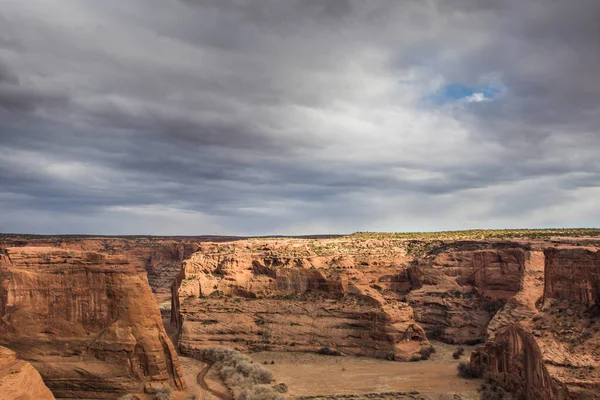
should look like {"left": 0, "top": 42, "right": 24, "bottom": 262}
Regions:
{"left": 0, "top": 233, "right": 599, "bottom": 399}
{"left": 0, "top": 246, "right": 185, "bottom": 399}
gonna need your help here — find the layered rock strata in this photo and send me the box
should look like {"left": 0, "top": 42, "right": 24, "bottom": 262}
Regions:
{"left": 406, "top": 247, "right": 529, "bottom": 344}
{"left": 172, "top": 239, "right": 531, "bottom": 358}
{"left": 0, "top": 246, "right": 185, "bottom": 398}
{"left": 0, "top": 236, "right": 204, "bottom": 304}
{"left": 476, "top": 247, "right": 600, "bottom": 399}
{"left": 172, "top": 240, "right": 427, "bottom": 360}
{"left": 0, "top": 345, "right": 55, "bottom": 400}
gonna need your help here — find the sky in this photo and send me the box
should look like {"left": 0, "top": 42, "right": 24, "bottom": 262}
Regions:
{"left": 1, "top": 0, "right": 600, "bottom": 235}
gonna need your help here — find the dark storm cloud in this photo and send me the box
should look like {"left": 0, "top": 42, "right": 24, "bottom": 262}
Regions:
{"left": 0, "top": 0, "right": 599, "bottom": 234}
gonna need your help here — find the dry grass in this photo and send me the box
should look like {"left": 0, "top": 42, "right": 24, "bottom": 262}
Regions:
{"left": 197, "top": 347, "right": 284, "bottom": 399}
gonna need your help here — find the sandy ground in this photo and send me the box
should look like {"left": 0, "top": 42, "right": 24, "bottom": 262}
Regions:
{"left": 251, "top": 341, "right": 482, "bottom": 400}
{"left": 179, "top": 356, "right": 210, "bottom": 399}
{"left": 165, "top": 313, "right": 481, "bottom": 400}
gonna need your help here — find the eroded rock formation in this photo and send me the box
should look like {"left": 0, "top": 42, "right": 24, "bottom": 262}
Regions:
{"left": 0, "top": 345, "right": 55, "bottom": 400}
{"left": 172, "top": 239, "right": 427, "bottom": 360}
{"left": 0, "top": 246, "right": 185, "bottom": 398}
{"left": 0, "top": 236, "right": 204, "bottom": 304}
{"left": 476, "top": 247, "right": 600, "bottom": 399}
{"left": 406, "top": 247, "right": 528, "bottom": 344}
{"left": 171, "top": 239, "right": 533, "bottom": 359}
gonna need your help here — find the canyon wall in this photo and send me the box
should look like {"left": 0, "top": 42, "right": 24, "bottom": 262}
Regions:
{"left": 172, "top": 239, "right": 428, "bottom": 360}
{"left": 406, "top": 246, "right": 528, "bottom": 344}
{"left": 0, "top": 345, "right": 55, "bottom": 400}
{"left": 478, "top": 247, "right": 600, "bottom": 399}
{"left": 0, "top": 236, "right": 207, "bottom": 304}
{"left": 172, "top": 239, "right": 530, "bottom": 359}
{"left": 0, "top": 246, "right": 185, "bottom": 398}
{"left": 544, "top": 247, "right": 600, "bottom": 308}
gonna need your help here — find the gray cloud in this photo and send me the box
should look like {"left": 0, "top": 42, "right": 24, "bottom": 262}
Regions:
{"left": 0, "top": 0, "right": 599, "bottom": 235}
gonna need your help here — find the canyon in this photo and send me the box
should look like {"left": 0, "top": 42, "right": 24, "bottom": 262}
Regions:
{"left": 0, "top": 231, "right": 599, "bottom": 399}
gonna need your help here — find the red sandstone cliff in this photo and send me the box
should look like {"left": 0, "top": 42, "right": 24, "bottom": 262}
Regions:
{"left": 0, "top": 345, "right": 55, "bottom": 400}
{"left": 0, "top": 246, "right": 186, "bottom": 399}
{"left": 0, "top": 236, "right": 203, "bottom": 304}
{"left": 406, "top": 247, "right": 528, "bottom": 344}
{"left": 172, "top": 239, "right": 427, "bottom": 360}
{"left": 171, "top": 239, "right": 531, "bottom": 359}
{"left": 476, "top": 247, "right": 600, "bottom": 399}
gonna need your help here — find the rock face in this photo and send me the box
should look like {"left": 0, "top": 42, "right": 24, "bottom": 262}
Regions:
{"left": 0, "top": 246, "right": 186, "bottom": 398}
{"left": 544, "top": 247, "right": 600, "bottom": 308}
{"left": 172, "top": 239, "right": 429, "bottom": 360}
{"left": 477, "top": 247, "right": 600, "bottom": 399}
{"left": 0, "top": 236, "right": 203, "bottom": 304}
{"left": 172, "top": 239, "right": 532, "bottom": 358}
{"left": 0, "top": 345, "right": 55, "bottom": 400}
{"left": 486, "top": 250, "right": 546, "bottom": 340}
{"left": 406, "top": 247, "right": 528, "bottom": 344}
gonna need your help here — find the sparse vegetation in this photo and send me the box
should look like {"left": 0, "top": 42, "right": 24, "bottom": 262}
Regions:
{"left": 478, "top": 382, "right": 519, "bottom": 400}
{"left": 273, "top": 383, "right": 289, "bottom": 393}
{"left": 453, "top": 346, "right": 465, "bottom": 359}
{"left": 155, "top": 387, "right": 173, "bottom": 400}
{"left": 418, "top": 346, "right": 436, "bottom": 360}
{"left": 196, "top": 347, "right": 283, "bottom": 398}
{"left": 457, "top": 361, "right": 483, "bottom": 378}
{"left": 239, "top": 385, "right": 286, "bottom": 400}
{"left": 317, "top": 347, "right": 342, "bottom": 356}
{"left": 352, "top": 228, "right": 600, "bottom": 241}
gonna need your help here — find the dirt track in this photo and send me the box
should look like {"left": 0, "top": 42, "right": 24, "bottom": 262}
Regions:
{"left": 196, "top": 363, "right": 232, "bottom": 400}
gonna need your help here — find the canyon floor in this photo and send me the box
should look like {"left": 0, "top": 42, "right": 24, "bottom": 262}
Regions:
{"left": 251, "top": 341, "right": 481, "bottom": 399}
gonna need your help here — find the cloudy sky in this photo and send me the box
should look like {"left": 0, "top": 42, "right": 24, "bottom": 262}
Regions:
{"left": 1, "top": 0, "right": 599, "bottom": 235}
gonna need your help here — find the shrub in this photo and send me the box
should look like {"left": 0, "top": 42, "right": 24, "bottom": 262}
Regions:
{"left": 418, "top": 346, "right": 436, "bottom": 360}
{"left": 238, "top": 385, "right": 286, "bottom": 400}
{"left": 249, "top": 364, "right": 274, "bottom": 384}
{"left": 273, "top": 383, "right": 289, "bottom": 393}
{"left": 317, "top": 347, "right": 341, "bottom": 356}
{"left": 453, "top": 346, "right": 465, "bottom": 359}
{"left": 118, "top": 395, "right": 139, "bottom": 400}
{"left": 457, "top": 361, "right": 483, "bottom": 378}
{"left": 478, "top": 382, "right": 516, "bottom": 400}
{"left": 198, "top": 347, "right": 274, "bottom": 389}
{"left": 155, "top": 387, "right": 173, "bottom": 400}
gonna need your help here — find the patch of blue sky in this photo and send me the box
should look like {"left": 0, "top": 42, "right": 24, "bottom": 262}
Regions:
{"left": 425, "top": 83, "right": 503, "bottom": 105}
